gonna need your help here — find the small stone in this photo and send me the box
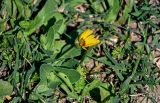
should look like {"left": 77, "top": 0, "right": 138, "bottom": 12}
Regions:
{"left": 130, "top": 32, "right": 142, "bottom": 42}
{"left": 86, "top": 59, "right": 94, "bottom": 70}
{"left": 129, "top": 22, "right": 137, "bottom": 29}
{"left": 156, "top": 58, "right": 160, "bottom": 69}
{"left": 147, "top": 36, "right": 153, "bottom": 44}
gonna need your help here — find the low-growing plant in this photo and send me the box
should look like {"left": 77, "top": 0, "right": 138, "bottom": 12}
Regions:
{"left": 0, "top": 0, "right": 160, "bottom": 103}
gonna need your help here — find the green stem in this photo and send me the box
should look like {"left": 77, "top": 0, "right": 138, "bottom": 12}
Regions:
{"left": 80, "top": 48, "right": 92, "bottom": 64}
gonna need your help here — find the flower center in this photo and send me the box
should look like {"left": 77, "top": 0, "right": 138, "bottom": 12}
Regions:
{"left": 79, "top": 38, "right": 85, "bottom": 47}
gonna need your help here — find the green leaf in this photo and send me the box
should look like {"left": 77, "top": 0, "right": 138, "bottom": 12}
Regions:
{"left": 24, "top": 5, "right": 32, "bottom": 18}
{"left": 4, "top": 0, "right": 12, "bottom": 17}
{"left": 53, "top": 67, "right": 81, "bottom": 83}
{"left": 65, "top": 0, "right": 86, "bottom": 7}
{"left": 117, "top": 0, "right": 134, "bottom": 24}
{"left": 25, "top": 0, "right": 58, "bottom": 35}
{"left": 119, "top": 55, "right": 141, "bottom": 95}
{"left": 40, "top": 67, "right": 76, "bottom": 95}
{"left": 91, "top": 1, "right": 104, "bottom": 13}
{"left": 10, "top": 97, "right": 21, "bottom": 103}
{"left": 40, "top": 64, "right": 80, "bottom": 84}
{"left": 74, "top": 77, "right": 86, "bottom": 94}
{"left": 12, "top": 1, "right": 17, "bottom": 18}
{"left": 60, "top": 84, "right": 79, "bottom": 99}
{"left": 53, "top": 40, "right": 66, "bottom": 53}
{"left": 103, "top": 48, "right": 124, "bottom": 81}
{"left": 40, "top": 64, "right": 52, "bottom": 84}
{"left": 24, "top": 65, "right": 36, "bottom": 88}
{"left": 90, "top": 83, "right": 111, "bottom": 102}
{"left": 0, "top": 97, "right": 4, "bottom": 103}
{"left": 35, "top": 85, "right": 53, "bottom": 96}
{"left": 105, "top": 0, "right": 120, "bottom": 23}
{"left": 99, "top": 83, "right": 111, "bottom": 102}
{"left": 14, "top": 0, "right": 25, "bottom": 18}
{"left": 110, "top": 96, "right": 119, "bottom": 103}
{"left": 62, "top": 58, "right": 79, "bottom": 68}
{"left": 0, "top": 19, "right": 7, "bottom": 32}
{"left": 131, "top": 11, "right": 143, "bottom": 17}
{"left": 54, "top": 19, "right": 66, "bottom": 34}
{"left": 58, "top": 72, "right": 74, "bottom": 91}
{"left": 82, "top": 79, "right": 102, "bottom": 96}
{"left": 57, "top": 45, "right": 81, "bottom": 59}
{"left": 0, "top": 80, "right": 13, "bottom": 97}
{"left": 40, "top": 19, "right": 66, "bottom": 52}
{"left": 19, "top": 20, "right": 30, "bottom": 29}
{"left": 47, "top": 72, "right": 61, "bottom": 89}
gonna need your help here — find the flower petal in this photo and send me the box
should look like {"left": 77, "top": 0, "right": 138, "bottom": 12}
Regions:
{"left": 79, "top": 29, "right": 93, "bottom": 40}
{"left": 83, "top": 35, "right": 100, "bottom": 47}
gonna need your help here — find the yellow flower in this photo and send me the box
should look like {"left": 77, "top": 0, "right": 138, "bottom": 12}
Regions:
{"left": 77, "top": 29, "right": 100, "bottom": 50}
